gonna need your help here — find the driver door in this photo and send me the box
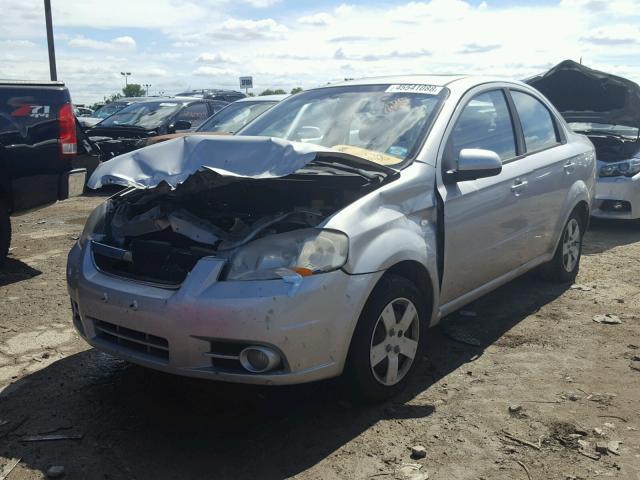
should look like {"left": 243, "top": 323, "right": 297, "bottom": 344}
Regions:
{"left": 438, "top": 88, "right": 531, "bottom": 304}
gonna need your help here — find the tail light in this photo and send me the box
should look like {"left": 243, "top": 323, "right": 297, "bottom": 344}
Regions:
{"left": 58, "top": 103, "right": 77, "bottom": 157}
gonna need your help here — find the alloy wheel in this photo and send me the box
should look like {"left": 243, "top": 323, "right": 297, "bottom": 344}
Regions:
{"left": 369, "top": 297, "right": 420, "bottom": 386}
{"left": 562, "top": 218, "right": 581, "bottom": 272}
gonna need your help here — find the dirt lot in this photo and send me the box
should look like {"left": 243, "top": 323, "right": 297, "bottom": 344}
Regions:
{"left": 1, "top": 194, "right": 639, "bottom": 480}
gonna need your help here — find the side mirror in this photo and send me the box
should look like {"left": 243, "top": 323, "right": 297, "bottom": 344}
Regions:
{"left": 170, "top": 120, "right": 192, "bottom": 133}
{"left": 446, "top": 148, "right": 502, "bottom": 183}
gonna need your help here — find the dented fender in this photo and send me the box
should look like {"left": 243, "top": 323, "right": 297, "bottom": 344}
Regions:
{"left": 325, "top": 161, "right": 439, "bottom": 278}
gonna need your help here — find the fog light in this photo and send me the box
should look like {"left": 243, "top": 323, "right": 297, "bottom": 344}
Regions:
{"left": 239, "top": 346, "right": 280, "bottom": 373}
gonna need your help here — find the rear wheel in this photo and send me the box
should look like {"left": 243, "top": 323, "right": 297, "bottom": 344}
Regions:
{"left": 539, "top": 209, "right": 584, "bottom": 283}
{"left": 345, "top": 275, "right": 427, "bottom": 402}
{"left": 0, "top": 204, "right": 10, "bottom": 265}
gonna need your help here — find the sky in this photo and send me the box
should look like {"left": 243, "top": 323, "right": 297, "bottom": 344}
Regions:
{"left": 1, "top": 0, "right": 639, "bottom": 104}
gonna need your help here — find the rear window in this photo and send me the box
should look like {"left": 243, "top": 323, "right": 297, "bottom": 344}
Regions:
{"left": 0, "top": 86, "right": 68, "bottom": 143}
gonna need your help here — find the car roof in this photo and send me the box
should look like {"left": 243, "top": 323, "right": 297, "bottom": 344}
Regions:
{"left": 176, "top": 89, "right": 245, "bottom": 95}
{"left": 116, "top": 96, "right": 224, "bottom": 104}
{"left": 316, "top": 75, "right": 528, "bottom": 91}
{"left": 237, "top": 94, "right": 288, "bottom": 102}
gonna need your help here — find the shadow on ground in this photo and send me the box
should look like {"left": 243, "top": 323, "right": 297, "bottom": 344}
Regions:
{"left": 584, "top": 217, "right": 640, "bottom": 255}
{"left": 0, "top": 258, "right": 42, "bottom": 287}
{"left": 0, "top": 273, "right": 568, "bottom": 479}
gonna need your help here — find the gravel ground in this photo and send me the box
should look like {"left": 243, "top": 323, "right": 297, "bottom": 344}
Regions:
{"left": 1, "top": 195, "right": 639, "bottom": 480}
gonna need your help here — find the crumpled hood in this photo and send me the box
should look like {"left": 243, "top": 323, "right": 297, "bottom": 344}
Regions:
{"left": 88, "top": 135, "right": 336, "bottom": 189}
{"left": 526, "top": 60, "right": 640, "bottom": 128}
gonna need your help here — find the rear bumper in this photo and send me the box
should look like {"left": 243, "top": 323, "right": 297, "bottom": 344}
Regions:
{"left": 10, "top": 168, "right": 86, "bottom": 214}
{"left": 592, "top": 174, "right": 640, "bottom": 219}
{"left": 67, "top": 241, "right": 382, "bottom": 385}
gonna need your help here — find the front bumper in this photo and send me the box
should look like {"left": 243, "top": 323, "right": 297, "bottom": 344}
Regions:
{"left": 592, "top": 173, "right": 640, "bottom": 219}
{"left": 67, "top": 242, "right": 382, "bottom": 385}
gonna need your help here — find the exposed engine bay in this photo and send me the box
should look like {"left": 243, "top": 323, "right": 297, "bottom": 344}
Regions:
{"left": 87, "top": 126, "right": 152, "bottom": 160}
{"left": 587, "top": 134, "right": 640, "bottom": 162}
{"left": 92, "top": 167, "right": 390, "bottom": 286}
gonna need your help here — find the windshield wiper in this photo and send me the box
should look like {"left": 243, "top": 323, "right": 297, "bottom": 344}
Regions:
{"left": 307, "top": 159, "right": 386, "bottom": 182}
{"left": 576, "top": 129, "right": 636, "bottom": 139}
{"left": 108, "top": 124, "right": 153, "bottom": 131}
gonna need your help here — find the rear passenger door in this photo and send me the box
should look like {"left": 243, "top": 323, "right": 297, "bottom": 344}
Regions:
{"left": 439, "top": 88, "right": 531, "bottom": 304}
{"left": 507, "top": 89, "right": 569, "bottom": 259}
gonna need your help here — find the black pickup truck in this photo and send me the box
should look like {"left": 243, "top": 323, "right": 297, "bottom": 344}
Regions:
{"left": 0, "top": 80, "right": 90, "bottom": 263}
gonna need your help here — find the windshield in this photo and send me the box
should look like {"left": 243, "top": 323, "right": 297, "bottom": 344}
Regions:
{"left": 93, "top": 103, "right": 127, "bottom": 119}
{"left": 197, "top": 101, "right": 276, "bottom": 133}
{"left": 99, "top": 101, "right": 184, "bottom": 128}
{"left": 570, "top": 122, "right": 640, "bottom": 139}
{"left": 238, "top": 84, "right": 445, "bottom": 166}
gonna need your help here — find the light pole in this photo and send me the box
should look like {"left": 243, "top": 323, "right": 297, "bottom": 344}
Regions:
{"left": 120, "top": 72, "right": 131, "bottom": 87}
{"left": 44, "top": 0, "right": 57, "bottom": 81}
{"left": 143, "top": 84, "right": 151, "bottom": 96}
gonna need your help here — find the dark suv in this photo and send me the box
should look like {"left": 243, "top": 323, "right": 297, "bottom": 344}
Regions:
{"left": 0, "top": 80, "right": 88, "bottom": 262}
{"left": 86, "top": 97, "right": 228, "bottom": 159}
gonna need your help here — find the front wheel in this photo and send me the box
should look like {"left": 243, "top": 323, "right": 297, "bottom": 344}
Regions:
{"left": 344, "top": 275, "right": 427, "bottom": 402}
{"left": 539, "top": 209, "right": 584, "bottom": 283}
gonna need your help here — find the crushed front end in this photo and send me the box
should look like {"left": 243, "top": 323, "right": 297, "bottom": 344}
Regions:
{"left": 67, "top": 136, "right": 394, "bottom": 383}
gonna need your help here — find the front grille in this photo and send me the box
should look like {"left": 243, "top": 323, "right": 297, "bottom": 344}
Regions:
{"left": 93, "top": 319, "right": 169, "bottom": 361}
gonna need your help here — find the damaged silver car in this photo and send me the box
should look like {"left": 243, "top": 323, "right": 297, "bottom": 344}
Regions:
{"left": 67, "top": 76, "right": 596, "bottom": 400}
{"left": 527, "top": 60, "right": 640, "bottom": 219}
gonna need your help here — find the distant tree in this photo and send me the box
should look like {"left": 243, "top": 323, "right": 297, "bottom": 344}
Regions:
{"left": 290, "top": 87, "right": 303, "bottom": 94}
{"left": 259, "top": 88, "right": 287, "bottom": 96}
{"left": 122, "top": 83, "right": 145, "bottom": 97}
{"left": 105, "top": 93, "right": 123, "bottom": 103}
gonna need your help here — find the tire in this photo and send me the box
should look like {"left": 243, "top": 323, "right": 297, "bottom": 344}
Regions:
{"left": 344, "top": 274, "right": 428, "bottom": 402}
{"left": 0, "top": 204, "right": 10, "bottom": 265}
{"left": 539, "top": 209, "right": 584, "bottom": 283}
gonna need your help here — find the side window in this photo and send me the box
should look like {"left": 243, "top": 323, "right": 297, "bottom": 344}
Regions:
{"left": 446, "top": 90, "right": 516, "bottom": 164}
{"left": 511, "top": 91, "right": 559, "bottom": 152}
{"left": 175, "top": 103, "right": 209, "bottom": 128}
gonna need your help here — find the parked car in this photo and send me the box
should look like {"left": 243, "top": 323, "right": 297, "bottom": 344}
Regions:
{"left": 68, "top": 76, "right": 595, "bottom": 400}
{"left": 175, "top": 89, "right": 246, "bottom": 102}
{"left": 145, "top": 94, "right": 287, "bottom": 146}
{"left": 527, "top": 60, "right": 640, "bottom": 219}
{"left": 74, "top": 106, "right": 94, "bottom": 117}
{"left": 86, "top": 97, "right": 228, "bottom": 159}
{"left": 0, "top": 80, "right": 89, "bottom": 263}
{"left": 77, "top": 97, "right": 148, "bottom": 129}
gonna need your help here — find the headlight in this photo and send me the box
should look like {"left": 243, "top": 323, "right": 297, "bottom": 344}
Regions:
{"left": 225, "top": 229, "right": 348, "bottom": 281}
{"left": 78, "top": 201, "right": 108, "bottom": 247}
{"left": 600, "top": 158, "right": 640, "bottom": 177}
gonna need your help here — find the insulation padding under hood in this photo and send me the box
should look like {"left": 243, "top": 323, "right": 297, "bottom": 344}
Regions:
{"left": 526, "top": 60, "right": 640, "bottom": 128}
{"left": 88, "top": 135, "right": 340, "bottom": 189}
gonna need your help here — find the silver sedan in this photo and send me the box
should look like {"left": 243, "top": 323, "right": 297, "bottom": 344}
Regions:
{"left": 67, "top": 76, "right": 596, "bottom": 400}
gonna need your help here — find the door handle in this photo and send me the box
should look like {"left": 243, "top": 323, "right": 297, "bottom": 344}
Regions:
{"left": 510, "top": 180, "right": 528, "bottom": 193}
{"left": 564, "top": 161, "right": 576, "bottom": 172}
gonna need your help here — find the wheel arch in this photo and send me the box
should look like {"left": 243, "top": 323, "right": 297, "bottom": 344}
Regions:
{"left": 550, "top": 181, "right": 591, "bottom": 255}
{"left": 384, "top": 260, "right": 436, "bottom": 327}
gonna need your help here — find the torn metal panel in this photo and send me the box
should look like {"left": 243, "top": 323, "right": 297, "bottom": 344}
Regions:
{"left": 88, "top": 135, "right": 331, "bottom": 189}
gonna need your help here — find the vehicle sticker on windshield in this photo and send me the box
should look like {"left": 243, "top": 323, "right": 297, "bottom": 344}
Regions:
{"left": 385, "top": 84, "right": 443, "bottom": 95}
{"left": 387, "top": 146, "right": 408, "bottom": 158}
{"left": 159, "top": 103, "right": 178, "bottom": 107}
